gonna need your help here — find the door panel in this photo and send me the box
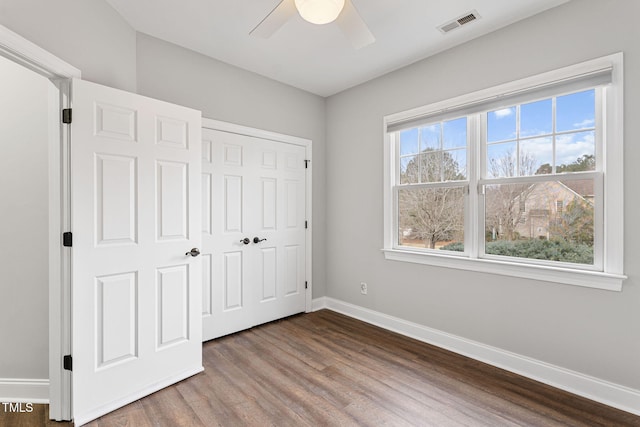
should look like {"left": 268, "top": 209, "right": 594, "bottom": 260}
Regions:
{"left": 156, "top": 161, "right": 188, "bottom": 240}
{"left": 224, "top": 175, "right": 243, "bottom": 233}
{"left": 202, "top": 128, "right": 307, "bottom": 341}
{"left": 156, "top": 264, "right": 190, "bottom": 348}
{"left": 261, "top": 178, "right": 277, "bottom": 230}
{"left": 260, "top": 247, "right": 277, "bottom": 301}
{"left": 95, "top": 154, "right": 137, "bottom": 246}
{"left": 96, "top": 272, "right": 137, "bottom": 368}
{"left": 224, "top": 251, "right": 244, "bottom": 310}
{"left": 71, "top": 78, "right": 202, "bottom": 425}
{"left": 284, "top": 245, "right": 300, "bottom": 296}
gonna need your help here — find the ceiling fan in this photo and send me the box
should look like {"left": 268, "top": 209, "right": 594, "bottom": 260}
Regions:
{"left": 250, "top": 0, "right": 375, "bottom": 49}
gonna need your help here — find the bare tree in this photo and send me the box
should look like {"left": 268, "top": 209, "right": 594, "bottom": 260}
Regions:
{"left": 399, "top": 149, "right": 464, "bottom": 249}
{"left": 399, "top": 187, "right": 464, "bottom": 249}
{"left": 485, "top": 150, "right": 537, "bottom": 241}
{"left": 488, "top": 149, "right": 538, "bottom": 178}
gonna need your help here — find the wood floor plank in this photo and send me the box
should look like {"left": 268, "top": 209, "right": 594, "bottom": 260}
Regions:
{"left": 205, "top": 343, "right": 307, "bottom": 425}
{"left": 268, "top": 316, "right": 511, "bottom": 425}
{"left": 220, "top": 333, "right": 359, "bottom": 426}
{"left": 90, "top": 401, "right": 153, "bottom": 427}
{"left": 9, "top": 310, "right": 640, "bottom": 426}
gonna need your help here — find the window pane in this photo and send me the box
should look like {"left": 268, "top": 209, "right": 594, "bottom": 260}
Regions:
{"left": 398, "top": 186, "right": 465, "bottom": 251}
{"left": 484, "top": 179, "right": 594, "bottom": 265}
{"left": 520, "top": 137, "right": 553, "bottom": 176}
{"left": 421, "top": 124, "right": 441, "bottom": 150}
{"left": 556, "top": 89, "right": 595, "bottom": 132}
{"left": 487, "top": 142, "right": 517, "bottom": 178}
{"left": 556, "top": 131, "right": 595, "bottom": 172}
{"left": 420, "top": 151, "right": 441, "bottom": 183}
{"left": 400, "top": 128, "right": 419, "bottom": 155}
{"left": 521, "top": 98, "right": 552, "bottom": 137}
{"left": 488, "top": 106, "right": 516, "bottom": 142}
{"left": 443, "top": 149, "right": 467, "bottom": 180}
{"left": 400, "top": 155, "right": 418, "bottom": 184}
{"left": 443, "top": 117, "right": 467, "bottom": 149}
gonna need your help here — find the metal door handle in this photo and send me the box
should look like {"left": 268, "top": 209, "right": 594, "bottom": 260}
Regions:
{"left": 240, "top": 238, "right": 251, "bottom": 245}
{"left": 253, "top": 237, "right": 267, "bottom": 244}
{"left": 185, "top": 248, "right": 200, "bottom": 257}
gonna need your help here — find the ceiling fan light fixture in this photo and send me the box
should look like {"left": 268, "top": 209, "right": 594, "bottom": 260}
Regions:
{"left": 294, "top": 0, "right": 346, "bottom": 25}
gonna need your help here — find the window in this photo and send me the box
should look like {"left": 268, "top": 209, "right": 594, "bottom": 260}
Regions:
{"left": 398, "top": 118, "right": 467, "bottom": 252}
{"left": 383, "top": 54, "right": 625, "bottom": 291}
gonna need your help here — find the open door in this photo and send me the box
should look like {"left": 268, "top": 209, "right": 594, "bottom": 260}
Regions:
{"left": 70, "top": 78, "right": 202, "bottom": 425}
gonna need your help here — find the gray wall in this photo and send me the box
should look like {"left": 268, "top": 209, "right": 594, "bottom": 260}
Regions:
{"left": 0, "top": 0, "right": 137, "bottom": 385}
{"left": 0, "top": 56, "right": 50, "bottom": 379}
{"left": 136, "top": 33, "right": 327, "bottom": 298}
{"left": 325, "top": 0, "right": 640, "bottom": 390}
{"left": 0, "top": 0, "right": 137, "bottom": 92}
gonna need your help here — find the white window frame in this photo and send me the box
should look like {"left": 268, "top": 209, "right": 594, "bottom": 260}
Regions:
{"left": 383, "top": 53, "right": 626, "bottom": 291}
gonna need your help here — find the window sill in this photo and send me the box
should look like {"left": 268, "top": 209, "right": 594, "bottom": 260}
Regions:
{"left": 382, "top": 249, "right": 626, "bottom": 291}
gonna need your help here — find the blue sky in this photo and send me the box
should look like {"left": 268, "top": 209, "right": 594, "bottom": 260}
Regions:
{"left": 400, "top": 89, "right": 596, "bottom": 179}
{"left": 487, "top": 89, "right": 595, "bottom": 174}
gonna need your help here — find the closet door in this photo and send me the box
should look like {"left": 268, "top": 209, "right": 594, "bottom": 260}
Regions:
{"left": 202, "top": 128, "right": 307, "bottom": 341}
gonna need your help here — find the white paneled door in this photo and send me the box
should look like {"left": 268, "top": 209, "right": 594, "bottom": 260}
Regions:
{"left": 202, "top": 128, "right": 307, "bottom": 340}
{"left": 71, "top": 78, "right": 202, "bottom": 425}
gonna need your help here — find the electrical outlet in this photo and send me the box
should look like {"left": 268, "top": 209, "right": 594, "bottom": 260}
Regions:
{"left": 360, "top": 282, "right": 368, "bottom": 295}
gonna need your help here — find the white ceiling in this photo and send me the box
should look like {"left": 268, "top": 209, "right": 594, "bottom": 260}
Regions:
{"left": 105, "top": 0, "right": 570, "bottom": 97}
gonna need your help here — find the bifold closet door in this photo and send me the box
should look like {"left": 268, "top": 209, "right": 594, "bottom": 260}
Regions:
{"left": 202, "top": 128, "right": 307, "bottom": 341}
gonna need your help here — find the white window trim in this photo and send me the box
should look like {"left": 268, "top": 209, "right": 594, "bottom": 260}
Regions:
{"left": 382, "top": 53, "right": 626, "bottom": 291}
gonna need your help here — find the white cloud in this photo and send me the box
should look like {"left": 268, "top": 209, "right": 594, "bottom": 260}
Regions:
{"left": 493, "top": 108, "right": 514, "bottom": 119}
{"left": 521, "top": 138, "right": 552, "bottom": 166}
{"left": 517, "top": 133, "right": 595, "bottom": 169}
{"left": 555, "top": 133, "right": 595, "bottom": 165}
{"left": 573, "top": 119, "right": 595, "bottom": 128}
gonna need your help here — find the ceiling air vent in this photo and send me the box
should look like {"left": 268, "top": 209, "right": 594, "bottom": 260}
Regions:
{"left": 438, "top": 10, "right": 480, "bottom": 34}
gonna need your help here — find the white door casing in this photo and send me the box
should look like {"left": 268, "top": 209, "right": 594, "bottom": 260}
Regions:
{"left": 202, "top": 124, "right": 310, "bottom": 341}
{"left": 71, "top": 78, "right": 202, "bottom": 425}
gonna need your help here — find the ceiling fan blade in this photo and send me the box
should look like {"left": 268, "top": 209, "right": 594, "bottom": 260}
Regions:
{"left": 250, "top": 0, "right": 297, "bottom": 38}
{"left": 336, "top": 0, "right": 375, "bottom": 49}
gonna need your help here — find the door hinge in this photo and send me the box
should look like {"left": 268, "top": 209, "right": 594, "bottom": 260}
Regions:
{"left": 304, "top": 160, "right": 310, "bottom": 169}
{"left": 305, "top": 220, "right": 308, "bottom": 229}
{"left": 305, "top": 281, "right": 308, "bottom": 289}
{"left": 63, "top": 232, "right": 72, "bottom": 247}
{"left": 63, "top": 355, "right": 72, "bottom": 371}
{"left": 62, "top": 108, "right": 72, "bottom": 124}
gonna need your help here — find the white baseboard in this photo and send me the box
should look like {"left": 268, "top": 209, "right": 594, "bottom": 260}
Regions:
{"left": 0, "top": 378, "right": 49, "bottom": 404}
{"left": 312, "top": 296, "right": 640, "bottom": 416}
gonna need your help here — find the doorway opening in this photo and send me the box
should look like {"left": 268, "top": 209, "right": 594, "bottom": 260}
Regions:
{"left": 0, "top": 24, "right": 80, "bottom": 421}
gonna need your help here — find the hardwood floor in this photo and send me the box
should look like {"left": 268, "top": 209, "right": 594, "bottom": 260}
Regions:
{"left": 5, "top": 310, "right": 639, "bottom": 426}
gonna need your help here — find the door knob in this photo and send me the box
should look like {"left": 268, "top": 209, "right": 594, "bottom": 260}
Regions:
{"left": 240, "top": 238, "right": 251, "bottom": 245}
{"left": 185, "top": 248, "right": 200, "bottom": 257}
{"left": 253, "top": 237, "right": 267, "bottom": 244}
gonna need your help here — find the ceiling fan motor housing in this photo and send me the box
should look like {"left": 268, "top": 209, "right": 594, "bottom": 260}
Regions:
{"left": 294, "top": 0, "right": 345, "bottom": 25}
